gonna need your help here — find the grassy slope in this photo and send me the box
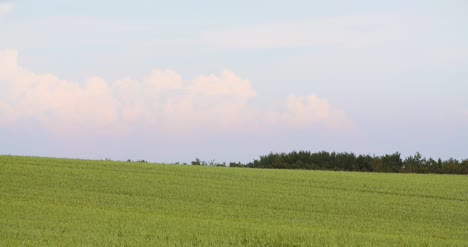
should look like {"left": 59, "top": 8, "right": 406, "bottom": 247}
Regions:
{"left": 0, "top": 156, "right": 467, "bottom": 246}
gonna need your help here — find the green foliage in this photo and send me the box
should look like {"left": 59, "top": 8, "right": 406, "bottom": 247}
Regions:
{"left": 191, "top": 158, "right": 227, "bottom": 167}
{"left": 244, "top": 151, "right": 467, "bottom": 174}
{"left": 1, "top": 156, "right": 467, "bottom": 246}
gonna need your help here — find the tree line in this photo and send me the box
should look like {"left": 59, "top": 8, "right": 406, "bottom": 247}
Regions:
{"left": 193, "top": 151, "right": 468, "bottom": 175}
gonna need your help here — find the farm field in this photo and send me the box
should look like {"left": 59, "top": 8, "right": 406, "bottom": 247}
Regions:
{"left": 0, "top": 156, "right": 467, "bottom": 246}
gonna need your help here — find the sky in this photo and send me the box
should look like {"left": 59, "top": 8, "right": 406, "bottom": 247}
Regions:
{"left": 0, "top": 0, "right": 467, "bottom": 163}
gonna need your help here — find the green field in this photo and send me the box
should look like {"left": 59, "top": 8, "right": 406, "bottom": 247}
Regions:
{"left": 0, "top": 156, "right": 467, "bottom": 246}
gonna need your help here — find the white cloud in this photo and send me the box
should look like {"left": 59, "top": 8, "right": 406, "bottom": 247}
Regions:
{"left": 0, "top": 50, "right": 118, "bottom": 135}
{"left": 0, "top": 2, "right": 12, "bottom": 17}
{"left": 0, "top": 50, "right": 355, "bottom": 136}
{"left": 283, "top": 95, "right": 352, "bottom": 129}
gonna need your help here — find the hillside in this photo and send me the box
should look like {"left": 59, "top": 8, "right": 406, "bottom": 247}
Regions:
{"left": 0, "top": 156, "right": 467, "bottom": 246}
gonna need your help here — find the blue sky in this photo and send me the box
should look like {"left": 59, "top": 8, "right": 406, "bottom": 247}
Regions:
{"left": 0, "top": 0, "right": 467, "bottom": 162}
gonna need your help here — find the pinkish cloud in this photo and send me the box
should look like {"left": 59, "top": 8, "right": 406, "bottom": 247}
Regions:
{"left": 0, "top": 50, "right": 356, "bottom": 137}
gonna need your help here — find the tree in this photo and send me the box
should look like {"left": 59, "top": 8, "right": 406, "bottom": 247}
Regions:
{"left": 191, "top": 158, "right": 202, "bottom": 166}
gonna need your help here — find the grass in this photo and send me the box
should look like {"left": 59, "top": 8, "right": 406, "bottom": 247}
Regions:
{"left": 0, "top": 155, "right": 467, "bottom": 246}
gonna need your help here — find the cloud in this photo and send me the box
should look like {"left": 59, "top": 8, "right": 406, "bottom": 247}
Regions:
{"left": 283, "top": 95, "right": 353, "bottom": 129}
{"left": 0, "top": 2, "right": 12, "bottom": 17}
{"left": 0, "top": 50, "right": 355, "bottom": 137}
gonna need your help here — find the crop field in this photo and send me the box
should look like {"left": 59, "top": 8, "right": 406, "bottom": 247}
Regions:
{"left": 0, "top": 156, "right": 467, "bottom": 246}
